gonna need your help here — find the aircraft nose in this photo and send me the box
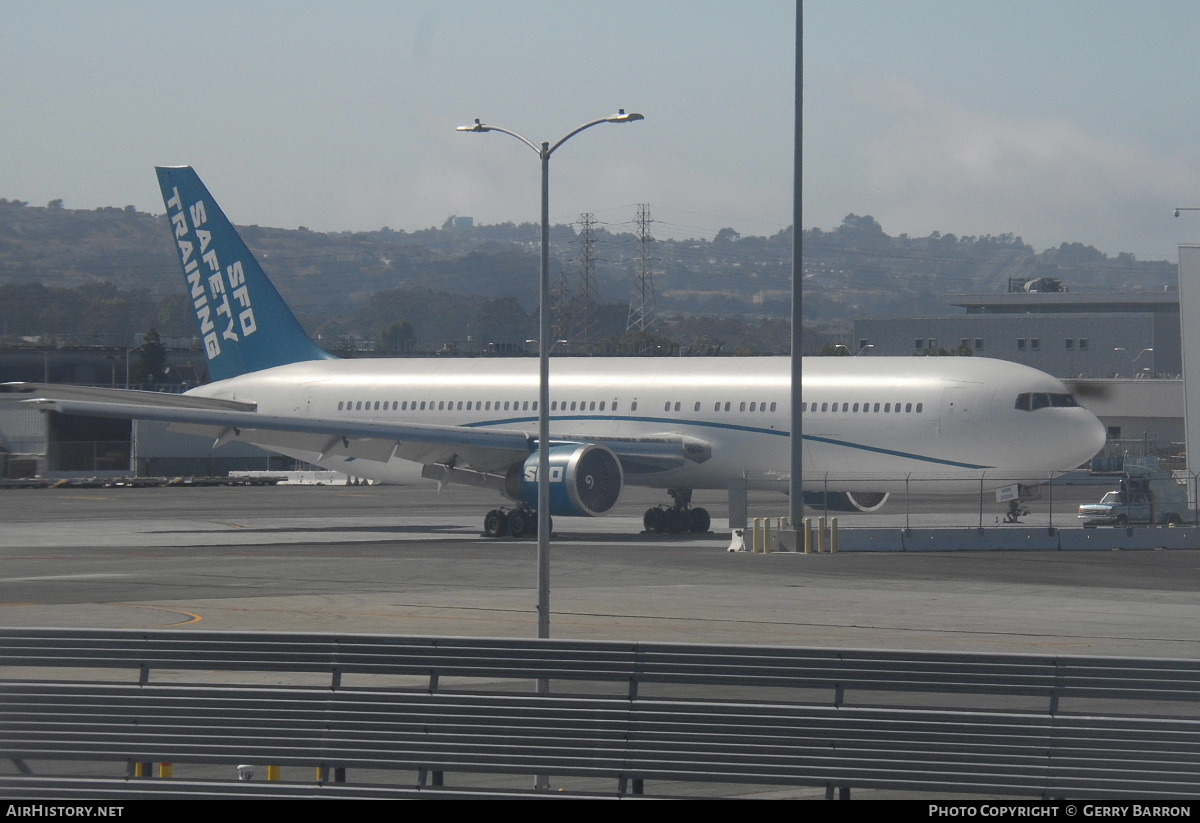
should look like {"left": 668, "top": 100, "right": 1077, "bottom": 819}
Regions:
{"left": 1073, "top": 410, "right": 1108, "bottom": 467}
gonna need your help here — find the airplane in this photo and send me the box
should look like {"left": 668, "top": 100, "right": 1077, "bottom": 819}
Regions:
{"left": 0, "top": 167, "right": 1107, "bottom": 536}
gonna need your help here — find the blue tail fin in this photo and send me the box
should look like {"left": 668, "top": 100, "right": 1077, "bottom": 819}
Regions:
{"left": 155, "top": 166, "right": 333, "bottom": 381}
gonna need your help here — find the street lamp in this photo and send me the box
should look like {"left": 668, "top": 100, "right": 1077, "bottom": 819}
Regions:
{"left": 1114, "top": 346, "right": 1154, "bottom": 362}
{"left": 458, "top": 110, "right": 644, "bottom": 642}
{"left": 1114, "top": 347, "right": 1154, "bottom": 377}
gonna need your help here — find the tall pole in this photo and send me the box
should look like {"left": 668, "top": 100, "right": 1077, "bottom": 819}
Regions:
{"left": 457, "top": 111, "right": 643, "bottom": 644}
{"left": 790, "top": 0, "right": 805, "bottom": 526}
{"left": 538, "top": 143, "right": 551, "bottom": 640}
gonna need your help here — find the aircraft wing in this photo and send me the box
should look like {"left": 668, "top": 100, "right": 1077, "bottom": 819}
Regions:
{"left": 0, "top": 383, "right": 710, "bottom": 476}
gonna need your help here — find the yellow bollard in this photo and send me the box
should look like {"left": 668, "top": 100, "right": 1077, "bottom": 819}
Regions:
{"left": 267, "top": 765, "right": 281, "bottom": 781}
{"left": 752, "top": 517, "right": 763, "bottom": 552}
{"left": 831, "top": 517, "right": 839, "bottom": 553}
{"left": 803, "top": 518, "right": 813, "bottom": 554}
{"left": 763, "top": 517, "right": 772, "bottom": 553}
{"left": 316, "top": 765, "right": 326, "bottom": 782}
{"left": 133, "top": 762, "right": 149, "bottom": 778}
{"left": 158, "top": 762, "right": 173, "bottom": 778}
{"left": 817, "top": 517, "right": 827, "bottom": 553}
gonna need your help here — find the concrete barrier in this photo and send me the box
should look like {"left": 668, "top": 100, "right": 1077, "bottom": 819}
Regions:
{"left": 901, "top": 528, "right": 986, "bottom": 552}
{"left": 981, "top": 528, "right": 1060, "bottom": 551}
{"left": 833, "top": 528, "right": 905, "bottom": 552}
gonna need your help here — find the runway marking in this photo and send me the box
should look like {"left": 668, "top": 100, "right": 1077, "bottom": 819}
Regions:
{"left": 120, "top": 604, "right": 204, "bottom": 625}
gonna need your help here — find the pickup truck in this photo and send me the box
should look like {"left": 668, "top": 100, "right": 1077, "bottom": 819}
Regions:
{"left": 1078, "top": 460, "right": 1190, "bottom": 526}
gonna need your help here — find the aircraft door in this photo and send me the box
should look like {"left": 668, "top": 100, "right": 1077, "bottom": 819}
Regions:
{"left": 939, "top": 386, "right": 971, "bottom": 436}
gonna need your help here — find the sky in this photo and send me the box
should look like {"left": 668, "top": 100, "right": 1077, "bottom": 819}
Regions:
{"left": 3, "top": 0, "right": 1200, "bottom": 260}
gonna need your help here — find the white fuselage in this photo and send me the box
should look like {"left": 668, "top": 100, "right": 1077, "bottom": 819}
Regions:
{"left": 189, "top": 355, "right": 1106, "bottom": 493}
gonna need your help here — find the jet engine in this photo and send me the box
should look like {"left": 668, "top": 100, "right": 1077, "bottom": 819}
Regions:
{"left": 504, "top": 443, "right": 623, "bottom": 517}
{"left": 803, "top": 491, "right": 889, "bottom": 513}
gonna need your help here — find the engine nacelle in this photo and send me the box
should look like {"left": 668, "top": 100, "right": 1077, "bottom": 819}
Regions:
{"left": 802, "top": 491, "right": 889, "bottom": 513}
{"left": 504, "top": 443, "right": 623, "bottom": 517}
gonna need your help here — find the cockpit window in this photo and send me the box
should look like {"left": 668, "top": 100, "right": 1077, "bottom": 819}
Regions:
{"left": 1015, "top": 392, "right": 1079, "bottom": 411}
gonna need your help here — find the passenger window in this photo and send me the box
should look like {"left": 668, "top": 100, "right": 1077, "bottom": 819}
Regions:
{"left": 916, "top": 403, "right": 923, "bottom": 413}
{"left": 750, "top": 402, "right": 757, "bottom": 412}
{"left": 842, "top": 403, "right": 849, "bottom": 412}
{"left": 852, "top": 403, "right": 859, "bottom": 412}
{"left": 771, "top": 402, "right": 777, "bottom": 412}
{"left": 905, "top": 403, "right": 912, "bottom": 412}
{"left": 664, "top": 401, "right": 671, "bottom": 411}
{"left": 600, "top": 401, "right": 605, "bottom": 411}
{"left": 724, "top": 402, "right": 730, "bottom": 411}
{"left": 873, "top": 403, "right": 880, "bottom": 412}
{"left": 740, "top": 402, "right": 746, "bottom": 412}
{"left": 714, "top": 402, "right": 721, "bottom": 412}
{"left": 821, "top": 402, "right": 828, "bottom": 412}
{"left": 338, "top": 401, "right": 344, "bottom": 410}
{"left": 631, "top": 401, "right": 637, "bottom": 411}
{"left": 674, "top": 402, "right": 681, "bottom": 412}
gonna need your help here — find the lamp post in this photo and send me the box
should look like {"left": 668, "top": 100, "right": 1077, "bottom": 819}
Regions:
{"left": 457, "top": 110, "right": 643, "bottom": 642}
{"left": 1113, "top": 347, "right": 1154, "bottom": 377}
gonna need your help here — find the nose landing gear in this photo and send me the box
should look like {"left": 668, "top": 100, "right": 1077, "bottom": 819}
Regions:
{"left": 1000, "top": 499, "right": 1029, "bottom": 524}
{"left": 643, "top": 488, "right": 711, "bottom": 534}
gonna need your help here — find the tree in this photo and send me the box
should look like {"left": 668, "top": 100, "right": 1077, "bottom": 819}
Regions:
{"left": 131, "top": 327, "right": 167, "bottom": 384}
{"left": 378, "top": 320, "right": 414, "bottom": 352}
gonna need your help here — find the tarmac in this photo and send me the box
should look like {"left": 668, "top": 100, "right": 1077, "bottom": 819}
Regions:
{"left": 2, "top": 482, "right": 1198, "bottom": 659}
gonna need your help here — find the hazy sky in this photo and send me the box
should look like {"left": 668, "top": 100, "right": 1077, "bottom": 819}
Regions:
{"left": 4, "top": 1, "right": 1200, "bottom": 259}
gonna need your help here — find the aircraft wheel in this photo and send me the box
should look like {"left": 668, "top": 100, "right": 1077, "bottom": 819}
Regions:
{"left": 644, "top": 507, "right": 666, "bottom": 533}
{"left": 507, "top": 509, "right": 530, "bottom": 537}
{"left": 663, "top": 507, "right": 687, "bottom": 534}
{"left": 484, "top": 510, "right": 508, "bottom": 538}
{"left": 687, "top": 507, "right": 711, "bottom": 533}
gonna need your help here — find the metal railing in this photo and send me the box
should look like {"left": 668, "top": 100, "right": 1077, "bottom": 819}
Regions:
{"left": 2, "top": 629, "right": 1198, "bottom": 799}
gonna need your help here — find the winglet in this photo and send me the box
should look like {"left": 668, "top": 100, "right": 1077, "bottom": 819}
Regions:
{"left": 155, "top": 166, "right": 333, "bottom": 381}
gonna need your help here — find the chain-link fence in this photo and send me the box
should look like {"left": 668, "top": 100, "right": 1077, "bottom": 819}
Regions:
{"left": 743, "top": 467, "right": 1200, "bottom": 531}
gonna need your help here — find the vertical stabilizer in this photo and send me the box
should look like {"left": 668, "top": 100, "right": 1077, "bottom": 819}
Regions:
{"left": 155, "top": 166, "right": 333, "bottom": 381}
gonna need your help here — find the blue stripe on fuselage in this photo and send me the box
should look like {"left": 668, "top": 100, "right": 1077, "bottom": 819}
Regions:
{"left": 458, "top": 414, "right": 994, "bottom": 470}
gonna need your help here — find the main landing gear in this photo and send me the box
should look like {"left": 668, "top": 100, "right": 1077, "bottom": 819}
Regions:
{"left": 483, "top": 505, "right": 551, "bottom": 539}
{"left": 643, "top": 488, "right": 711, "bottom": 535}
